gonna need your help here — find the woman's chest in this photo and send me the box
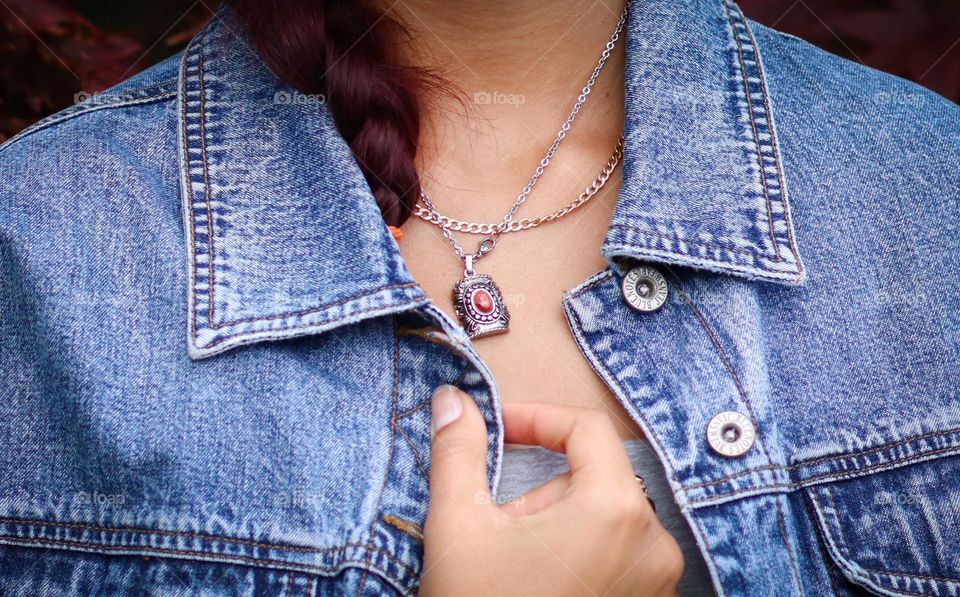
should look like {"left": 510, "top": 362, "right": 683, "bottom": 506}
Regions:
{"left": 397, "top": 214, "right": 645, "bottom": 438}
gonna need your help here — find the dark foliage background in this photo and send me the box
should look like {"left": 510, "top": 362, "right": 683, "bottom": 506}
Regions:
{"left": 1, "top": 0, "right": 958, "bottom": 142}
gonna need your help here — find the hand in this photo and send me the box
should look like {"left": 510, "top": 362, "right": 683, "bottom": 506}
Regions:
{"left": 419, "top": 385, "right": 683, "bottom": 597}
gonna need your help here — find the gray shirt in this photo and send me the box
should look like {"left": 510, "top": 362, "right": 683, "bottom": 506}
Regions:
{"left": 496, "top": 440, "right": 716, "bottom": 596}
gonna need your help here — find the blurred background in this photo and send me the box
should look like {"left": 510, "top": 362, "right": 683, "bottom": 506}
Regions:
{"left": 1, "top": 0, "right": 958, "bottom": 142}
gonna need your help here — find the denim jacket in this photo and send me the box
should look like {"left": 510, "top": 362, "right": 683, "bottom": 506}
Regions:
{"left": 2, "top": 0, "right": 959, "bottom": 595}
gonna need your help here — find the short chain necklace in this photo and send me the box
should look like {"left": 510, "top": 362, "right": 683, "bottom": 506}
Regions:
{"left": 415, "top": 135, "right": 622, "bottom": 235}
{"left": 416, "top": 3, "right": 628, "bottom": 339}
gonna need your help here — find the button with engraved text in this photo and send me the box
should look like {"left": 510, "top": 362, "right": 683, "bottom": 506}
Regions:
{"left": 706, "top": 411, "right": 756, "bottom": 457}
{"left": 621, "top": 265, "right": 668, "bottom": 313}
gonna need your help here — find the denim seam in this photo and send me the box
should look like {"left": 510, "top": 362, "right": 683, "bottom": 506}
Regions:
{"left": 687, "top": 513, "right": 728, "bottom": 597}
{"left": 77, "top": 80, "right": 178, "bottom": 101}
{"left": 683, "top": 464, "right": 780, "bottom": 489}
{"left": 606, "top": 225, "right": 755, "bottom": 256}
{"left": 0, "top": 518, "right": 419, "bottom": 591}
{"left": 0, "top": 535, "right": 346, "bottom": 570}
{"left": 567, "top": 270, "right": 615, "bottom": 300}
{"left": 810, "top": 488, "right": 958, "bottom": 595}
{"left": 182, "top": 16, "right": 214, "bottom": 341}
{"left": 807, "top": 490, "right": 892, "bottom": 595}
{"left": 740, "top": 12, "right": 802, "bottom": 265}
{"left": 357, "top": 324, "right": 404, "bottom": 596}
{"left": 684, "top": 426, "right": 960, "bottom": 491}
{"left": 198, "top": 295, "right": 427, "bottom": 350}
{"left": 355, "top": 569, "right": 369, "bottom": 596}
{"left": 395, "top": 328, "right": 472, "bottom": 387}
{"left": 0, "top": 534, "right": 411, "bottom": 581}
{"left": 822, "top": 486, "right": 960, "bottom": 587}
{"left": 672, "top": 273, "right": 804, "bottom": 593}
{"left": 670, "top": 275, "right": 775, "bottom": 465}
{"left": 284, "top": 573, "right": 295, "bottom": 597}
{"left": 564, "top": 270, "right": 682, "bottom": 489}
{"left": 182, "top": 26, "right": 203, "bottom": 345}
{"left": 396, "top": 424, "right": 429, "bottom": 483}
{"left": 721, "top": 0, "right": 802, "bottom": 273}
{"left": 0, "top": 517, "right": 342, "bottom": 553}
{"left": 395, "top": 400, "right": 431, "bottom": 421}
{"left": 395, "top": 371, "right": 467, "bottom": 423}
{"left": 605, "top": 242, "right": 802, "bottom": 284}
{"left": 452, "top": 362, "right": 471, "bottom": 387}
{"left": 394, "top": 359, "right": 469, "bottom": 421}
{"left": 0, "top": 81, "right": 177, "bottom": 152}
{"left": 790, "top": 427, "right": 960, "bottom": 469}
{"left": 689, "top": 445, "right": 960, "bottom": 504}
{"left": 198, "top": 35, "right": 216, "bottom": 332}
{"left": 801, "top": 492, "right": 846, "bottom": 596}
{"left": 722, "top": 1, "right": 780, "bottom": 261}
{"left": 396, "top": 327, "right": 452, "bottom": 347}
{"left": 775, "top": 498, "right": 806, "bottom": 596}
{"left": 211, "top": 286, "right": 422, "bottom": 330}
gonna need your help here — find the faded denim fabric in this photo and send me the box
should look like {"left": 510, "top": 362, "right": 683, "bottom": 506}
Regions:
{"left": 1, "top": 0, "right": 959, "bottom": 595}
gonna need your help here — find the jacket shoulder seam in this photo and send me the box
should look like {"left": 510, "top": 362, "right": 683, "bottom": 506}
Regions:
{"left": 0, "top": 78, "right": 178, "bottom": 154}
{"left": 749, "top": 18, "right": 960, "bottom": 111}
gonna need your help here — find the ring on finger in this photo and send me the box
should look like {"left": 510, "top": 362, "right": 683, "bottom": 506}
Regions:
{"left": 634, "top": 475, "right": 657, "bottom": 512}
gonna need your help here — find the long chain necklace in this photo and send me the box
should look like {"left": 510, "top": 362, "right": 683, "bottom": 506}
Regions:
{"left": 416, "top": 3, "right": 628, "bottom": 339}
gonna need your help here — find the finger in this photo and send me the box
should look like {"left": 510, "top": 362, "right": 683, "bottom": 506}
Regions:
{"left": 499, "top": 472, "right": 571, "bottom": 517}
{"left": 427, "top": 385, "right": 494, "bottom": 514}
{"left": 502, "top": 401, "right": 635, "bottom": 484}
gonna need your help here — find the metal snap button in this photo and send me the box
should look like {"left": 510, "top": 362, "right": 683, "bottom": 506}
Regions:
{"left": 706, "top": 411, "right": 756, "bottom": 457}
{"left": 621, "top": 265, "right": 668, "bottom": 313}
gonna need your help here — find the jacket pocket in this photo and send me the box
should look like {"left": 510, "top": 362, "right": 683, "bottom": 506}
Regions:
{"left": 806, "top": 454, "right": 960, "bottom": 596}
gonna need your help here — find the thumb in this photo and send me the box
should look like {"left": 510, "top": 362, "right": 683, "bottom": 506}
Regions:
{"left": 427, "top": 385, "right": 493, "bottom": 514}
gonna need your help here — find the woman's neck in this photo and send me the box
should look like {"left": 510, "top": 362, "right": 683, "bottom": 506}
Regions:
{"left": 387, "top": 0, "right": 625, "bottom": 88}
{"left": 382, "top": 0, "right": 627, "bottom": 209}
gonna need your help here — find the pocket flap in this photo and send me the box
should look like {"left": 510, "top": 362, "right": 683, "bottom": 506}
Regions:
{"left": 806, "top": 456, "right": 960, "bottom": 596}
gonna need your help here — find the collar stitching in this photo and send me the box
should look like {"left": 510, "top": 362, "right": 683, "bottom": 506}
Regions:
{"left": 741, "top": 8, "right": 803, "bottom": 269}
{"left": 199, "top": 295, "right": 428, "bottom": 351}
{"left": 608, "top": 224, "right": 756, "bottom": 256}
{"left": 724, "top": 0, "right": 803, "bottom": 274}
{"left": 725, "top": 0, "right": 782, "bottom": 262}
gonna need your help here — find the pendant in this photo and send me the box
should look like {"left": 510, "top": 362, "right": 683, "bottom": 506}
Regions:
{"left": 452, "top": 273, "right": 510, "bottom": 339}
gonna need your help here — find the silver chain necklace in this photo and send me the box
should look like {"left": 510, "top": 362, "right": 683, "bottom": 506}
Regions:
{"left": 417, "top": 3, "right": 628, "bottom": 339}
{"left": 416, "top": 135, "right": 622, "bottom": 235}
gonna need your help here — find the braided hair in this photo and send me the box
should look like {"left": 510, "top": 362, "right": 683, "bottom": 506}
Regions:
{"left": 229, "top": 0, "right": 435, "bottom": 227}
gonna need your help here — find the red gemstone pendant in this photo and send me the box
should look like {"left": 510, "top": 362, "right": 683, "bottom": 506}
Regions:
{"left": 452, "top": 274, "right": 510, "bottom": 338}
{"left": 472, "top": 289, "right": 494, "bottom": 314}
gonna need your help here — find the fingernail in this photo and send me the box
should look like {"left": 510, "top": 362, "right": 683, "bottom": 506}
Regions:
{"left": 431, "top": 385, "right": 463, "bottom": 433}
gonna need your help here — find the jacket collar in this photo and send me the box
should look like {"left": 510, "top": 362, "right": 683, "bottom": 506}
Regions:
{"left": 607, "top": 0, "right": 804, "bottom": 284}
{"left": 178, "top": 0, "right": 803, "bottom": 359}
